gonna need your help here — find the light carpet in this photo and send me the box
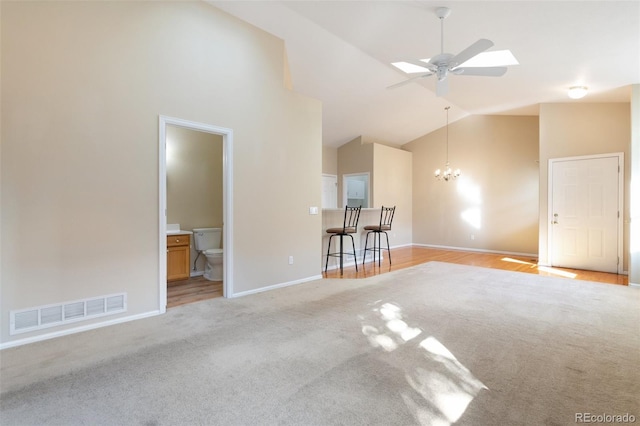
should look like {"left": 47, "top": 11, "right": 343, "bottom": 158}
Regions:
{"left": 1, "top": 261, "right": 638, "bottom": 425}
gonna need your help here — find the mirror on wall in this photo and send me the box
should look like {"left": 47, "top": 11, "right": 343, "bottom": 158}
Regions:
{"left": 343, "top": 173, "right": 370, "bottom": 208}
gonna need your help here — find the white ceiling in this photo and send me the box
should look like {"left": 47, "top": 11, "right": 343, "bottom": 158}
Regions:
{"left": 211, "top": 1, "right": 640, "bottom": 147}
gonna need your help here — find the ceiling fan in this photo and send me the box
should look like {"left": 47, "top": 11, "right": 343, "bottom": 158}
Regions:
{"left": 389, "top": 7, "right": 511, "bottom": 96}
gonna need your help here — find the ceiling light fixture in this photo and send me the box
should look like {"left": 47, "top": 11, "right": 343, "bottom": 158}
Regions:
{"left": 568, "top": 86, "right": 588, "bottom": 99}
{"left": 434, "top": 106, "right": 460, "bottom": 181}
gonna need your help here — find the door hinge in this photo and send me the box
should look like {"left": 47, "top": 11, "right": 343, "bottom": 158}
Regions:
{"left": 617, "top": 256, "right": 620, "bottom": 265}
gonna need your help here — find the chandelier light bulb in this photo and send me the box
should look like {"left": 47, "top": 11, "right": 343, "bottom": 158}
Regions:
{"left": 434, "top": 107, "right": 461, "bottom": 182}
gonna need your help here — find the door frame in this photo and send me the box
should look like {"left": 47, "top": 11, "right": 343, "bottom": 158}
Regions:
{"left": 547, "top": 152, "right": 624, "bottom": 274}
{"left": 159, "top": 115, "right": 234, "bottom": 313}
{"left": 322, "top": 174, "right": 338, "bottom": 209}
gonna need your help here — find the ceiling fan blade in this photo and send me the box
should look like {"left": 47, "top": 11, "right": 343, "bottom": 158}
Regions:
{"left": 404, "top": 60, "right": 436, "bottom": 72}
{"left": 450, "top": 38, "right": 494, "bottom": 67}
{"left": 453, "top": 66, "right": 508, "bottom": 77}
{"left": 436, "top": 78, "right": 449, "bottom": 97}
{"left": 387, "top": 72, "right": 433, "bottom": 89}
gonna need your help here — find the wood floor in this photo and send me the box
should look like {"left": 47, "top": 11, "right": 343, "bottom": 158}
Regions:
{"left": 167, "top": 276, "right": 222, "bottom": 309}
{"left": 323, "top": 246, "right": 628, "bottom": 285}
{"left": 167, "top": 246, "right": 627, "bottom": 308}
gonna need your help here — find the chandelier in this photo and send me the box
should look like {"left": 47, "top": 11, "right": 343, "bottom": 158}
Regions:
{"left": 434, "top": 106, "right": 460, "bottom": 181}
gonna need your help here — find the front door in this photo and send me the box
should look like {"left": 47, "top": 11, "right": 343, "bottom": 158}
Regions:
{"left": 550, "top": 154, "right": 621, "bottom": 273}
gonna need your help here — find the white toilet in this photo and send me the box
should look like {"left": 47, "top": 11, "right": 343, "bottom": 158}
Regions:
{"left": 193, "top": 227, "right": 223, "bottom": 281}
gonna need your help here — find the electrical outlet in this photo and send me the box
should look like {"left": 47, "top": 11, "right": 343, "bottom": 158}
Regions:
{"left": 470, "top": 234, "right": 475, "bottom": 240}
{"left": 288, "top": 256, "right": 294, "bottom": 265}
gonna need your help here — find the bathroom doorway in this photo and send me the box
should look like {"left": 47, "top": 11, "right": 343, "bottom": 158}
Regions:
{"left": 159, "top": 116, "right": 234, "bottom": 313}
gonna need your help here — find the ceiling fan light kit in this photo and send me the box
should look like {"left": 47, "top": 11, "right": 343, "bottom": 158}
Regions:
{"left": 568, "top": 86, "right": 588, "bottom": 99}
{"left": 389, "top": 6, "right": 514, "bottom": 96}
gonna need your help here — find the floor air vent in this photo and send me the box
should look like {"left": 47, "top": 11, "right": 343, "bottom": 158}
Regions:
{"left": 10, "top": 293, "right": 127, "bottom": 335}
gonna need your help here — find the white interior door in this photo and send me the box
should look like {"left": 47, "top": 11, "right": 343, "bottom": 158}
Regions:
{"left": 322, "top": 174, "right": 337, "bottom": 209}
{"left": 550, "top": 154, "right": 621, "bottom": 273}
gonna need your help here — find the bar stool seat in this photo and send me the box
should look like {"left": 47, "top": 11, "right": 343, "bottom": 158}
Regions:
{"left": 325, "top": 206, "right": 361, "bottom": 275}
{"left": 363, "top": 206, "right": 395, "bottom": 266}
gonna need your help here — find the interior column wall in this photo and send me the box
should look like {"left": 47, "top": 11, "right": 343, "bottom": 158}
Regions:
{"left": 629, "top": 85, "right": 640, "bottom": 286}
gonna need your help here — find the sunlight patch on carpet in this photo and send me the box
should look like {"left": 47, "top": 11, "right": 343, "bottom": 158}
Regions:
{"left": 359, "top": 301, "right": 487, "bottom": 425}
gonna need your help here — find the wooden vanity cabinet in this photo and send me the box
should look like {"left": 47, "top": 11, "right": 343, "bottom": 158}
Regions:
{"left": 167, "top": 234, "right": 190, "bottom": 282}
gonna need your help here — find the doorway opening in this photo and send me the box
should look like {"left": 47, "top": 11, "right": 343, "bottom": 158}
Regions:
{"left": 342, "top": 172, "right": 370, "bottom": 208}
{"left": 159, "top": 116, "right": 234, "bottom": 313}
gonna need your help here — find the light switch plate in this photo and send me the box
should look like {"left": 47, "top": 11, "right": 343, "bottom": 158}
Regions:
{"left": 309, "top": 206, "right": 319, "bottom": 215}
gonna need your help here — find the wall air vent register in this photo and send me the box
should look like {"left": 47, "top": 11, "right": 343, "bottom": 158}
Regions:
{"left": 9, "top": 293, "right": 127, "bottom": 335}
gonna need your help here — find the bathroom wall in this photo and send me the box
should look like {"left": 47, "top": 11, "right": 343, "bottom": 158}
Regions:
{"left": 1, "top": 1, "right": 322, "bottom": 346}
{"left": 166, "top": 125, "right": 223, "bottom": 273}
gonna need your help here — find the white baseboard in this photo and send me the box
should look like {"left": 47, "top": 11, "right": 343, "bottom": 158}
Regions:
{"left": 413, "top": 243, "right": 538, "bottom": 258}
{"left": 629, "top": 282, "right": 640, "bottom": 288}
{"left": 190, "top": 270, "right": 204, "bottom": 277}
{"left": 391, "top": 243, "right": 413, "bottom": 249}
{"left": 232, "top": 274, "right": 323, "bottom": 298}
{"left": 0, "top": 310, "right": 162, "bottom": 350}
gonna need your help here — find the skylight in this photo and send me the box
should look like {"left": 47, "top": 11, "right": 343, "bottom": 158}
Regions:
{"left": 391, "top": 61, "right": 430, "bottom": 74}
{"left": 458, "top": 50, "right": 518, "bottom": 67}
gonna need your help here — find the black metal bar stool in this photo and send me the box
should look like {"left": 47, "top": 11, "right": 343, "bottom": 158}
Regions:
{"left": 325, "top": 206, "right": 361, "bottom": 275}
{"left": 363, "top": 206, "right": 396, "bottom": 266}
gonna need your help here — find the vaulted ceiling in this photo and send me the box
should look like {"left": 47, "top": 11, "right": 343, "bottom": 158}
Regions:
{"left": 211, "top": 1, "right": 640, "bottom": 147}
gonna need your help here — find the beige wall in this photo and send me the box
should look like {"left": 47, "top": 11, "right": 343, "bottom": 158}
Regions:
{"left": 372, "top": 144, "right": 412, "bottom": 247}
{"left": 1, "top": 1, "right": 322, "bottom": 345}
{"left": 630, "top": 86, "right": 640, "bottom": 285}
{"left": 538, "top": 103, "right": 631, "bottom": 270}
{"left": 166, "top": 125, "right": 223, "bottom": 273}
{"left": 337, "top": 137, "right": 374, "bottom": 207}
{"left": 334, "top": 136, "right": 413, "bottom": 248}
{"left": 322, "top": 145, "right": 338, "bottom": 175}
{"left": 403, "top": 115, "right": 539, "bottom": 255}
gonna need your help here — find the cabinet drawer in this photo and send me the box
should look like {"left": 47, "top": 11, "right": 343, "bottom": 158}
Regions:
{"left": 167, "top": 234, "right": 190, "bottom": 247}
